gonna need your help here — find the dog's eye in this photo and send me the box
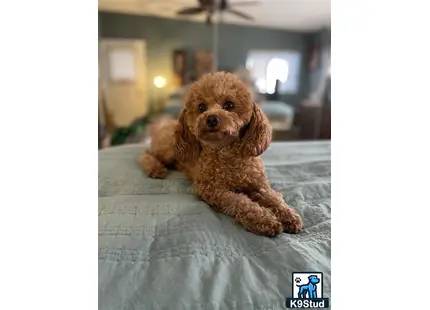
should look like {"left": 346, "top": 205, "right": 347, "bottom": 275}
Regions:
{"left": 198, "top": 103, "right": 206, "bottom": 113}
{"left": 223, "top": 101, "right": 234, "bottom": 111}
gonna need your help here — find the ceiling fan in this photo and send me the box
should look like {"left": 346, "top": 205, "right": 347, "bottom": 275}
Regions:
{"left": 176, "top": 0, "right": 260, "bottom": 25}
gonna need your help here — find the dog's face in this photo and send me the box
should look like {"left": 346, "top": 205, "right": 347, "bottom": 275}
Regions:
{"left": 174, "top": 72, "right": 272, "bottom": 162}
{"left": 308, "top": 275, "right": 320, "bottom": 284}
{"left": 184, "top": 72, "right": 253, "bottom": 145}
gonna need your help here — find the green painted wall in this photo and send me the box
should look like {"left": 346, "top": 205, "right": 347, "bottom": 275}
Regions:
{"left": 99, "top": 11, "right": 314, "bottom": 108}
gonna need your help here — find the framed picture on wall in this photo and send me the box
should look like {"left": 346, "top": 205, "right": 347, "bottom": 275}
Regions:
{"left": 195, "top": 50, "right": 213, "bottom": 79}
{"left": 173, "top": 50, "right": 188, "bottom": 89}
{"left": 108, "top": 48, "right": 136, "bottom": 83}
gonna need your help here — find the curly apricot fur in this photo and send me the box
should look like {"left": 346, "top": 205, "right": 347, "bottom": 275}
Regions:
{"left": 139, "top": 72, "right": 303, "bottom": 236}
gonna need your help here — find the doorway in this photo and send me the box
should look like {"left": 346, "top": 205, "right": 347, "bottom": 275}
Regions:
{"left": 99, "top": 39, "right": 148, "bottom": 127}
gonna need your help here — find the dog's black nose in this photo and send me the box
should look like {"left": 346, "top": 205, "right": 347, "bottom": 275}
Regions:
{"left": 206, "top": 115, "right": 220, "bottom": 128}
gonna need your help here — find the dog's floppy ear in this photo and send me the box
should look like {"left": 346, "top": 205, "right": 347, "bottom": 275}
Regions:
{"left": 174, "top": 108, "right": 201, "bottom": 163}
{"left": 239, "top": 103, "right": 272, "bottom": 157}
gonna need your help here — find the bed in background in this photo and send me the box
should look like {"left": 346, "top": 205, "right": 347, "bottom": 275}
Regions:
{"left": 99, "top": 141, "right": 331, "bottom": 310}
{"left": 259, "top": 101, "right": 295, "bottom": 131}
{"left": 162, "top": 94, "right": 183, "bottom": 118}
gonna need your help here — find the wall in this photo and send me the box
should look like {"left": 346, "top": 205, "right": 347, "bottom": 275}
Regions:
{"left": 99, "top": 11, "right": 314, "bottom": 108}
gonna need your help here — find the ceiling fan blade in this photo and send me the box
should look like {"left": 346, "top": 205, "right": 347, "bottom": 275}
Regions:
{"left": 226, "top": 8, "right": 254, "bottom": 21}
{"left": 230, "top": 1, "right": 261, "bottom": 7}
{"left": 177, "top": 7, "right": 206, "bottom": 15}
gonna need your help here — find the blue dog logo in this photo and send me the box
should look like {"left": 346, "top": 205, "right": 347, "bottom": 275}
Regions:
{"left": 286, "top": 272, "right": 329, "bottom": 308}
{"left": 296, "top": 275, "right": 320, "bottom": 299}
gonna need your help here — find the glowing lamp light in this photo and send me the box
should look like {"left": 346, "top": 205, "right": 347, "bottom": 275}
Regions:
{"left": 154, "top": 76, "right": 166, "bottom": 88}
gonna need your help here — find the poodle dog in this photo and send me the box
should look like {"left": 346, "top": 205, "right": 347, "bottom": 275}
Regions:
{"left": 139, "top": 72, "right": 303, "bottom": 237}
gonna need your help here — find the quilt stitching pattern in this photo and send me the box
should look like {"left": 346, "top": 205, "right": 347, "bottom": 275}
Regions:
{"left": 98, "top": 142, "right": 331, "bottom": 310}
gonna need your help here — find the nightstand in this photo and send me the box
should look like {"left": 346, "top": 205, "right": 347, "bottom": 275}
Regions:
{"left": 272, "top": 127, "right": 299, "bottom": 141}
{"left": 296, "top": 104, "right": 331, "bottom": 140}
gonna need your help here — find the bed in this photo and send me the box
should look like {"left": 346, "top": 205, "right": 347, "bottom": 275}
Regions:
{"left": 162, "top": 93, "right": 184, "bottom": 118}
{"left": 99, "top": 141, "right": 331, "bottom": 310}
{"left": 162, "top": 96, "right": 183, "bottom": 118}
{"left": 259, "top": 101, "right": 295, "bottom": 131}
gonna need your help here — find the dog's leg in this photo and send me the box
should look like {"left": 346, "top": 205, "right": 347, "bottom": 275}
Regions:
{"left": 247, "top": 188, "right": 303, "bottom": 233}
{"left": 139, "top": 151, "right": 168, "bottom": 179}
{"left": 196, "top": 185, "right": 283, "bottom": 237}
{"left": 139, "top": 118, "right": 177, "bottom": 178}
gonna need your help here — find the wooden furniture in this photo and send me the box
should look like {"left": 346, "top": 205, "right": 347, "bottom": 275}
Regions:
{"left": 320, "top": 104, "right": 331, "bottom": 139}
{"left": 272, "top": 128, "right": 299, "bottom": 141}
{"left": 296, "top": 104, "right": 330, "bottom": 140}
{"left": 320, "top": 77, "right": 331, "bottom": 139}
{"left": 296, "top": 105, "right": 322, "bottom": 140}
{"left": 296, "top": 76, "right": 331, "bottom": 140}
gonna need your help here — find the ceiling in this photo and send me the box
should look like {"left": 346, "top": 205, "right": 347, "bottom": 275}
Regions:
{"left": 98, "top": 0, "right": 331, "bottom": 32}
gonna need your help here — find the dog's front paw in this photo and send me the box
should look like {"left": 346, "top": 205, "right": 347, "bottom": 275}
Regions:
{"left": 139, "top": 155, "right": 166, "bottom": 179}
{"left": 282, "top": 208, "right": 303, "bottom": 234}
{"left": 243, "top": 209, "right": 284, "bottom": 237}
{"left": 148, "top": 168, "right": 166, "bottom": 179}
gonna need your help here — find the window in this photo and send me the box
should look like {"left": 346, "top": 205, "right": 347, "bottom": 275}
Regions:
{"left": 246, "top": 50, "right": 302, "bottom": 94}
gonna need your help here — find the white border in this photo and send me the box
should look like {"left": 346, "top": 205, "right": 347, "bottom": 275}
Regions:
{"left": 0, "top": 1, "right": 97, "bottom": 309}
{"left": 1, "top": 1, "right": 430, "bottom": 310}
{"left": 333, "top": 0, "right": 430, "bottom": 309}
